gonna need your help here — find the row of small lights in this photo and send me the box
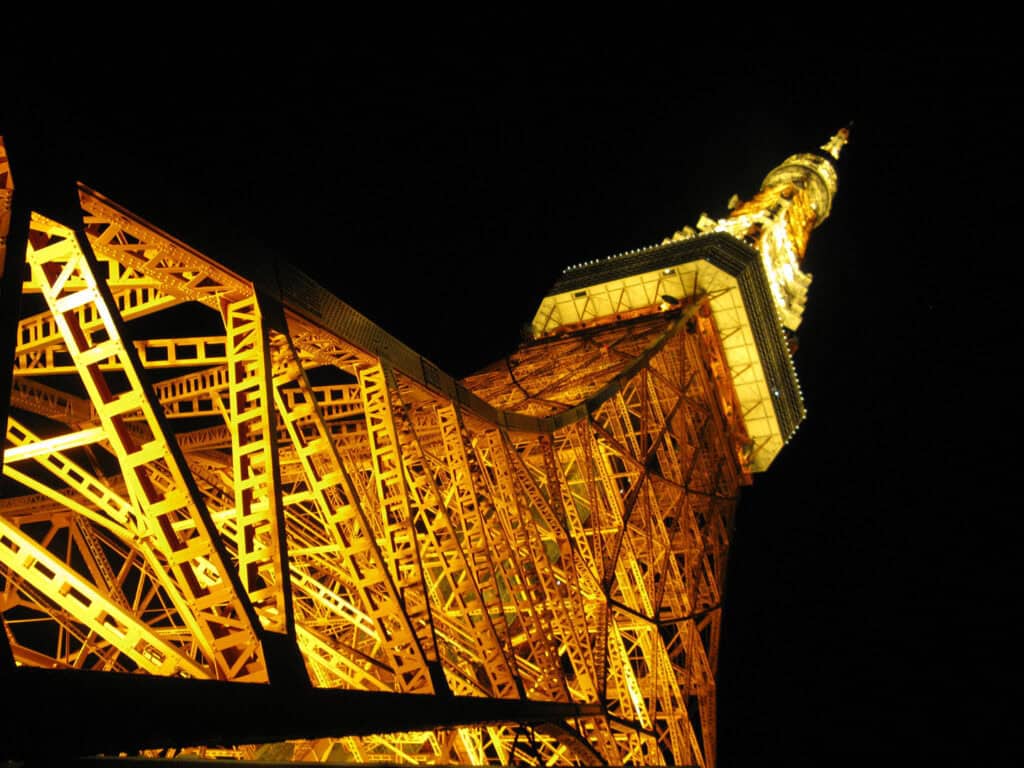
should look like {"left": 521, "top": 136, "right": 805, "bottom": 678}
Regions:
{"left": 777, "top": 298, "right": 804, "bottom": 447}
{"left": 562, "top": 246, "right": 654, "bottom": 275}
{"left": 560, "top": 232, "right": 714, "bottom": 275}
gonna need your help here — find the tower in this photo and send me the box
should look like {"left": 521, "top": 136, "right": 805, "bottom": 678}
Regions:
{"left": 0, "top": 129, "right": 846, "bottom": 765}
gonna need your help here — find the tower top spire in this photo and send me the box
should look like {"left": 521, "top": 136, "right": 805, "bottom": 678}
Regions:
{"left": 820, "top": 126, "right": 851, "bottom": 161}
{"left": 677, "top": 127, "right": 849, "bottom": 331}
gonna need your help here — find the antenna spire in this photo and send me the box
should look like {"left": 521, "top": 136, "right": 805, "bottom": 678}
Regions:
{"left": 820, "top": 125, "right": 851, "bottom": 160}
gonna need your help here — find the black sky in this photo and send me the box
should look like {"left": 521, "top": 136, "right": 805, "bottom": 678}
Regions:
{"left": 2, "top": 48, "right": 1016, "bottom": 765}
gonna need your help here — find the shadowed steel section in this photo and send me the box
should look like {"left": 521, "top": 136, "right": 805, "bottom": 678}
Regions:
{"left": 0, "top": 666, "right": 601, "bottom": 761}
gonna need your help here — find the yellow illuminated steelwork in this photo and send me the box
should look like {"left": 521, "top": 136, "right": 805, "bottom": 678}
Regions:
{"left": 667, "top": 128, "right": 847, "bottom": 331}
{"left": 0, "top": 131, "right": 842, "bottom": 766}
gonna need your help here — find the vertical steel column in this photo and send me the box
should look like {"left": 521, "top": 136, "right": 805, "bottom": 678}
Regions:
{"left": 224, "top": 295, "right": 291, "bottom": 636}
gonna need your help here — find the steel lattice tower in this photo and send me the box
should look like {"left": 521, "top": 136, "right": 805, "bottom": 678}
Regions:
{"left": 0, "top": 129, "right": 846, "bottom": 765}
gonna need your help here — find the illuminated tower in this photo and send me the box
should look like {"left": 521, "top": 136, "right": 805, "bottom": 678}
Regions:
{"left": 0, "top": 129, "right": 846, "bottom": 766}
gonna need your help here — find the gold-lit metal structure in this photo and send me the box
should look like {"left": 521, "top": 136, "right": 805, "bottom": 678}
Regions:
{"left": 0, "top": 130, "right": 845, "bottom": 765}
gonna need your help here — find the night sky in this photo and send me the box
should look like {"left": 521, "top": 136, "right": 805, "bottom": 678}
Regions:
{"left": 3, "top": 48, "right": 1014, "bottom": 765}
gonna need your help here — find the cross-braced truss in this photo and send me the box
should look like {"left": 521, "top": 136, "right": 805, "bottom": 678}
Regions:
{"left": 1, "top": 181, "right": 753, "bottom": 767}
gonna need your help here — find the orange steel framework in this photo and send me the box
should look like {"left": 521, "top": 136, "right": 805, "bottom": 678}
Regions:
{"left": 0, "top": 129, "right": 847, "bottom": 765}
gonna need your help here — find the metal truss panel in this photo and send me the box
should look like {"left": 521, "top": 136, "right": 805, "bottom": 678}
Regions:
{"left": 381, "top": 374, "right": 521, "bottom": 700}
{"left": 0, "top": 517, "right": 208, "bottom": 678}
{"left": 18, "top": 214, "right": 266, "bottom": 682}
{"left": 270, "top": 332, "right": 432, "bottom": 694}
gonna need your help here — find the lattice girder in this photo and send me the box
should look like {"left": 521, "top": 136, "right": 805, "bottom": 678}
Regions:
{"left": 381, "top": 373, "right": 522, "bottom": 700}
{"left": 79, "top": 185, "right": 251, "bottom": 310}
{"left": 223, "top": 295, "right": 290, "bottom": 635}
